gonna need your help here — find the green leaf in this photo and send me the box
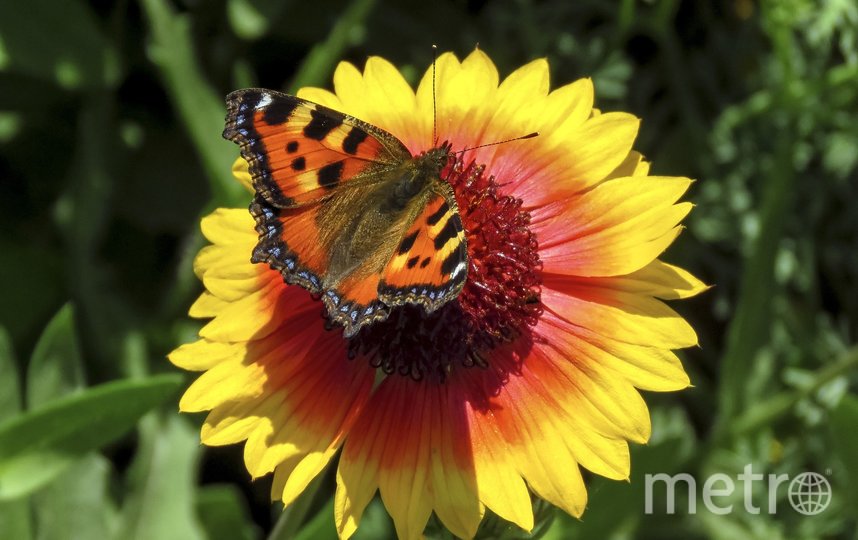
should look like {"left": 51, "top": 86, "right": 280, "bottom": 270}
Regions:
{"left": 0, "top": 327, "right": 32, "bottom": 539}
{"left": 293, "top": 496, "right": 336, "bottom": 540}
{"left": 31, "top": 455, "right": 119, "bottom": 540}
{"left": 226, "top": 0, "right": 292, "bottom": 40}
{"left": 138, "top": 0, "right": 246, "bottom": 208}
{"left": 0, "top": 0, "right": 119, "bottom": 89}
{"left": 350, "top": 497, "right": 394, "bottom": 540}
{"left": 0, "top": 498, "right": 32, "bottom": 540}
{"left": 27, "top": 303, "right": 86, "bottom": 409}
{"left": 0, "top": 374, "right": 182, "bottom": 500}
{"left": 725, "top": 347, "right": 858, "bottom": 442}
{"left": 268, "top": 472, "right": 325, "bottom": 540}
{"left": 715, "top": 130, "right": 797, "bottom": 432}
{"left": 830, "top": 394, "right": 858, "bottom": 515}
{"left": 0, "top": 326, "right": 22, "bottom": 421}
{"left": 196, "top": 484, "right": 260, "bottom": 540}
{"left": 115, "top": 414, "right": 205, "bottom": 540}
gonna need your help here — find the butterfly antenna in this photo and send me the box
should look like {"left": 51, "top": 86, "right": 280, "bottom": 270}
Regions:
{"left": 456, "top": 132, "right": 539, "bottom": 155}
{"left": 432, "top": 44, "right": 438, "bottom": 147}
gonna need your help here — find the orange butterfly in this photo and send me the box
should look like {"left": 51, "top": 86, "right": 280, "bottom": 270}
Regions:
{"left": 223, "top": 89, "right": 468, "bottom": 337}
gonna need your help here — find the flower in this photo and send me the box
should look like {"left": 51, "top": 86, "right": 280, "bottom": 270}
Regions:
{"left": 169, "top": 50, "right": 707, "bottom": 539}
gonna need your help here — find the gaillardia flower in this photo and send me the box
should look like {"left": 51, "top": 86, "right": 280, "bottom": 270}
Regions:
{"left": 169, "top": 50, "right": 706, "bottom": 539}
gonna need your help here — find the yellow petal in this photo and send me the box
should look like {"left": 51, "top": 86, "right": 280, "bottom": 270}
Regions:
{"left": 203, "top": 266, "right": 274, "bottom": 302}
{"left": 360, "top": 56, "right": 418, "bottom": 142}
{"left": 552, "top": 112, "right": 640, "bottom": 192}
{"left": 433, "top": 49, "right": 500, "bottom": 150}
{"left": 469, "top": 409, "right": 534, "bottom": 531}
{"left": 377, "top": 385, "right": 433, "bottom": 540}
{"left": 605, "top": 150, "right": 645, "bottom": 179}
{"left": 540, "top": 77, "right": 593, "bottom": 135}
{"left": 332, "top": 60, "right": 367, "bottom": 119}
{"left": 193, "top": 244, "right": 257, "bottom": 281}
{"left": 198, "top": 279, "right": 282, "bottom": 341}
{"left": 244, "top": 409, "right": 285, "bottom": 477}
{"left": 498, "top": 390, "right": 588, "bottom": 518}
{"left": 281, "top": 448, "right": 340, "bottom": 506}
{"left": 542, "top": 285, "right": 699, "bottom": 349}
{"left": 189, "top": 291, "right": 229, "bottom": 318}
{"left": 416, "top": 51, "right": 462, "bottom": 120}
{"left": 295, "top": 86, "right": 343, "bottom": 109}
{"left": 200, "top": 208, "right": 257, "bottom": 246}
{"left": 179, "top": 358, "right": 266, "bottom": 412}
{"left": 168, "top": 338, "right": 241, "bottom": 371}
{"left": 605, "top": 259, "right": 710, "bottom": 300}
{"left": 201, "top": 391, "right": 281, "bottom": 445}
{"left": 538, "top": 176, "right": 693, "bottom": 276}
{"left": 231, "top": 157, "right": 253, "bottom": 193}
{"left": 428, "top": 387, "right": 482, "bottom": 540}
{"left": 543, "top": 312, "right": 690, "bottom": 391}
{"left": 532, "top": 343, "right": 652, "bottom": 444}
{"left": 485, "top": 58, "right": 550, "bottom": 141}
{"left": 335, "top": 463, "right": 378, "bottom": 540}
{"left": 336, "top": 422, "right": 384, "bottom": 539}
{"left": 563, "top": 420, "right": 631, "bottom": 480}
{"left": 200, "top": 395, "right": 270, "bottom": 446}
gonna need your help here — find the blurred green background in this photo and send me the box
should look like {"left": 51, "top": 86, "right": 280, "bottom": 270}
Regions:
{"left": 1, "top": 0, "right": 857, "bottom": 538}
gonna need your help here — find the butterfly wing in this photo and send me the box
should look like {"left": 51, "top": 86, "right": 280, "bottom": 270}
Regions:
{"left": 228, "top": 89, "right": 467, "bottom": 337}
{"left": 224, "top": 89, "right": 412, "bottom": 208}
{"left": 250, "top": 197, "right": 330, "bottom": 294}
{"left": 251, "top": 181, "right": 468, "bottom": 338}
{"left": 378, "top": 183, "right": 468, "bottom": 311}
{"left": 249, "top": 184, "right": 406, "bottom": 336}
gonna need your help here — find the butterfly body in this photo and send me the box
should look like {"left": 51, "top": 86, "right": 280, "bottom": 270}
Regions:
{"left": 224, "top": 89, "right": 468, "bottom": 337}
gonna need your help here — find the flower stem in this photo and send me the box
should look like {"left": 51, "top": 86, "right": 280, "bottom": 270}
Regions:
{"left": 288, "top": 0, "right": 378, "bottom": 92}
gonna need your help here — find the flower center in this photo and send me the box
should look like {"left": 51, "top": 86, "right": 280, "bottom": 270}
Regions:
{"left": 347, "top": 155, "right": 543, "bottom": 381}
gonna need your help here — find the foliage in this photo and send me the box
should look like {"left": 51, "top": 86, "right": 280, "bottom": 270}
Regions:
{"left": 1, "top": 0, "right": 856, "bottom": 538}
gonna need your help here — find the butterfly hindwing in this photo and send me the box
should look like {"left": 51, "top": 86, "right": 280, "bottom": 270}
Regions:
{"left": 250, "top": 197, "right": 329, "bottom": 293}
{"left": 251, "top": 183, "right": 409, "bottom": 336}
{"left": 378, "top": 184, "right": 468, "bottom": 310}
{"left": 224, "top": 89, "right": 411, "bottom": 208}
{"left": 315, "top": 183, "right": 468, "bottom": 336}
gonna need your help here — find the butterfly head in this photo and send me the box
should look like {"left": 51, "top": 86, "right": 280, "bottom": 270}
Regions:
{"left": 416, "top": 142, "right": 454, "bottom": 176}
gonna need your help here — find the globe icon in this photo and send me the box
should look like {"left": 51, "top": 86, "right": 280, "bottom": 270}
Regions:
{"left": 788, "top": 472, "right": 831, "bottom": 515}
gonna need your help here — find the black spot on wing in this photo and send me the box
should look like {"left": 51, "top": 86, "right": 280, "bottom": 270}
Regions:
{"left": 398, "top": 230, "right": 419, "bottom": 255}
{"left": 291, "top": 157, "right": 306, "bottom": 171}
{"left": 262, "top": 98, "right": 299, "bottom": 125}
{"left": 426, "top": 201, "right": 449, "bottom": 226}
{"left": 304, "top": 107, "right": 344, "bottom": 140}
{"left": 420, "top": 257, "right": 431, "bottom": 268}
{"left": 433, "top": 216, "right": 460, "bottom": 249}
{"left": 342, "top": 126, "right": 369, "bottom": 154}
{"left": 286, "top": 141, "right": 299, "bottom": 153}
{"left": 441, "top": 243, "right": 467, "bottom": 276}
{"left": 318, "top": 160, "right": 344, "bottom": 189}
{"left": 406, "top": 256, "right": 420, "bottom": 269}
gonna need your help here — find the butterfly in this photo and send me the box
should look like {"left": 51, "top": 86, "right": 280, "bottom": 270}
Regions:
{"left": 222, "top": 89, "right": 468, "bottom": 337}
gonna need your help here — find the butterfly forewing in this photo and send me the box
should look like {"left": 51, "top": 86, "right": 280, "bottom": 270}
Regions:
{"left": 224, "top": 89, "right": 411, "bottom": 208}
